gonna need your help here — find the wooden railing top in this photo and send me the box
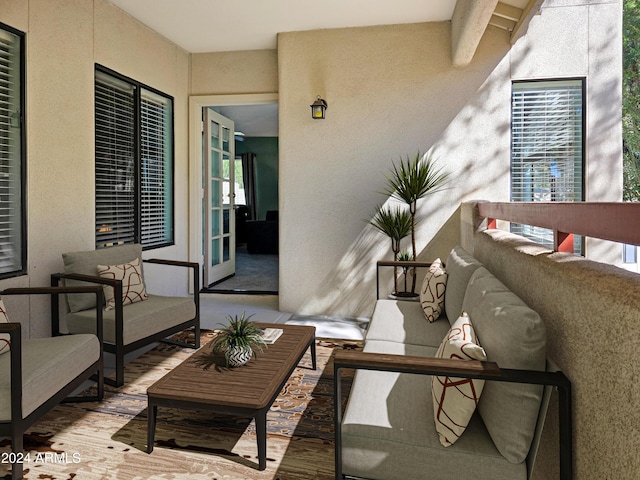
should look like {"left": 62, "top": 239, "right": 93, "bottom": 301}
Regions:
{"left": 477, "top": 202, "right": 640, "bottom": 249}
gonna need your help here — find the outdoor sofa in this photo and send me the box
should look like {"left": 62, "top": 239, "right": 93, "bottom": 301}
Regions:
{"left": 334, "top": 245, "right": 572, "bottom": 480}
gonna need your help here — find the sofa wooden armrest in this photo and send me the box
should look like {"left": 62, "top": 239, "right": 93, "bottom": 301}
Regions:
{"left": 334, "top": 349, "right": 499, "bottom": 377}
{"left": 0, "top": 285, "right": 104, "bottom": 480}
{"left": 376, "top": 260, "right": 436, "bottom": 269}
{"left": 333, "top": 350, "right": 573, "bottom": 480}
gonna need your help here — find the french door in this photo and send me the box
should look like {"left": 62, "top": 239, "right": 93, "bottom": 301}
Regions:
{"left": 203, "top": 108, "right": 235, "bottom": 285}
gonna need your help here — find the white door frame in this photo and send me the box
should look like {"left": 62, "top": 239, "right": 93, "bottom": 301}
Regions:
{"left": 188, "top": 93, "right": 279, "bottom": 287}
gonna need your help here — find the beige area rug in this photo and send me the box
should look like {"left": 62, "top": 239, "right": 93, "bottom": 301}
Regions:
{"left": 0, "top": 332, "right": 360, "bottom": 480}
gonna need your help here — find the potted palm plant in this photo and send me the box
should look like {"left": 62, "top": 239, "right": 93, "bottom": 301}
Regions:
{"left": 211, "top": 312, "right": 266, "bottom": 367}
{"left": 369, "top": 205, "right": 413, "bottom": 296}
{"left": 384, "top": 151, "right": 450, "bottom": 294}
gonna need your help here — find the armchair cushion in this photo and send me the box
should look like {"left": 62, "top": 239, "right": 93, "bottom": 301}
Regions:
{"left": 0, "top": 297, "right": 9, "bottom": 355}
{"left": 98, "top": 257, "right": 148, "bottom": 311}
{"left": 0, "top": 334, "right": 99, "bottom": 421}
{"left": 66, "top": 294, "right": 195, "bottom": 345}
{"left": 63, "top": 244, "right": 144, "bottom": 313}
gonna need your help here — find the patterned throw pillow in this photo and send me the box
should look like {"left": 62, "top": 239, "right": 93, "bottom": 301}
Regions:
{"left": 0, "top": 296, "right": 11, "bottom": 356}
{"left": 420, "top": 258, "right": 448, "bottom": 322}
{"left": 432, "top": 312, "right": 487, "bottom": 447}
{"left": 97, "top": 257, "right": 148, "bottom": 311}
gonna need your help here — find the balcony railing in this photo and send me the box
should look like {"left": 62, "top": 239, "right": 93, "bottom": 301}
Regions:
{"left": 477, "top": 202, "right": 640, "bottom": 253}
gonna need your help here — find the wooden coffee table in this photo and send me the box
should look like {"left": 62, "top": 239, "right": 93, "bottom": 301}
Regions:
{"left": 146, "top": 323, "right": 316, "bottom": 470}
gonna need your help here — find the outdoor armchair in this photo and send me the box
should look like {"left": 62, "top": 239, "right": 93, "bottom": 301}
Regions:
{"left": 51, "top": 244, "right": 200, "bottom": 387}
{"left": 0, "top": 285, "right": 104, "bottom": 480}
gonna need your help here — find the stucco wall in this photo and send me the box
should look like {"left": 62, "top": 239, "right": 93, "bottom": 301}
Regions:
{"left": 461, "top": 201, "right": 640, "bottom": 479}
{"left": 190, "top": 49, "right": 278, "bottom": 95}
{"left": 276, "top": 0, "right": 621, "bottom": 318}
{"left": 0, "top": 0, "right": 191, "bottom": 338}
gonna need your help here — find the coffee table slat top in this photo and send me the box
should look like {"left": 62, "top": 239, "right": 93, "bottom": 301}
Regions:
{"left": 147, "top": 323, "right": 315, "bottom": 410}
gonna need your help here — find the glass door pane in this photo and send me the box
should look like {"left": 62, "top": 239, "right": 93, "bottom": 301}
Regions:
{"left": 202, "top": 107, "right": 235, "bottom": 286}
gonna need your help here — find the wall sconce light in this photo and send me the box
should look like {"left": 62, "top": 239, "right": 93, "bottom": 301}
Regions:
{"left": 310, "top": 96, "right": 328, "bottom": 119}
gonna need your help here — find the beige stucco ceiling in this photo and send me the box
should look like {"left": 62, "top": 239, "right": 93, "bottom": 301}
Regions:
{"left": 107, "top": 0, "right": 533, "bottom": 54}
{"left": 107, "top": 0, "right": 458, "bottom": 53}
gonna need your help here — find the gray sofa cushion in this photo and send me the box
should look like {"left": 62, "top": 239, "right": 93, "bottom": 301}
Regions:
{"left": 342, "top": 339, "right": 526, "bottom": 480}
{"left": 462, "top": 267, "right": 546, "bottom": 464}
{"left": 65, "top": 294, "right": 195, "bottom": 345}
{"left": 365, "top": 299, "right": 450, "bottom": 348}
{"left": 0, "top": 334, "right": 99, "bottom": 421}
{"left": 63, "top": 244, "right": 144, "bottom": 313}
{"left": 444, "top": 246, "right": 483, "bottom": 324}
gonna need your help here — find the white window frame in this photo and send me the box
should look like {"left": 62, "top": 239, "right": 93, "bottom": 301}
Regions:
{"left": 511, "top": 79, "right": 585, "bottom": 253}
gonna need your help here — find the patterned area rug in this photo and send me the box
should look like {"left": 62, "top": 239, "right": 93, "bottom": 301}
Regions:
{"left": 0, "top": 331, "right": 360, "bottom": 480}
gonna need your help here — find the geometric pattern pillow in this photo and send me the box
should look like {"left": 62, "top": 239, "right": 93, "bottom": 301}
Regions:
{"left": 97, "top": 257, "right": 148, "bottom": 311}
{"left": 432, "top": 312, "right": 487, "bottom": 447}
{"left": 420, "top": 258, "right": 448, "bottom": 322}
{"left": 0, "top": 296, "right": 11, "bottom": 356}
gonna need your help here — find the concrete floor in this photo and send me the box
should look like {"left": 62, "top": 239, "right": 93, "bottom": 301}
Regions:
{"left": 200, "top": 293, "right": 368, "bottom": 341}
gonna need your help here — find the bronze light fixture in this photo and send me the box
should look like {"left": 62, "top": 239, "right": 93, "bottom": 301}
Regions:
{"left": 310, "top": 96, "right": 328, "bottom": 119}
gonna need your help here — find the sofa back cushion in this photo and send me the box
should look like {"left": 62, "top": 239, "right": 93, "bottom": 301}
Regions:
{"left": 462, "top": 267, "right": 546, "bottom": 464}
{"left": 444, "top": 246, "right": 483, "bottom": 324}
{"left": 63, "top": 244, "right": 144, "bottom": 313}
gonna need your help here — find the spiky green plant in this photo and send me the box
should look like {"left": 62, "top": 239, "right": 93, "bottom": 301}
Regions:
{"left": 396, "top": 249, "right": 414, "bottom": 294}
{"left": 384, "top": 151, "right": 450, "bottom": 292}
{"left": 369, "top": 205, "right": 412, "bottom": 294}
{"left": 211, "top": 312, "right": 266, "bottom": 366}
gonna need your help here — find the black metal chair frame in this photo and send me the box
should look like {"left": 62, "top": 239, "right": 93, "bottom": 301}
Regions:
{"left": 334, "top": 350, "right": 573, "bottom": 480}
{"left": 0, "top": 285, "right": 104, "bottom": 480}
{"left": 51, "top": 258, "right": 201, "bottom": 387}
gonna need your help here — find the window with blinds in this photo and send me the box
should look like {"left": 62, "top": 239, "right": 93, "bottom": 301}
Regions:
{"left": 95, "top": 66, "right": 174, "bottom": 250}
{"left": 511, "top": 79, "right": 584, "bottom": 251}
{"left": 0, "top": 24, "right": 25, "bottom": 277}
{"left": 141, "top": 91, "right": 173, "bottom": 247}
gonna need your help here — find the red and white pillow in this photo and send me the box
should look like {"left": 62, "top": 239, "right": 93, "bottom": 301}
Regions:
{"left": 420, "top": 258, "right": 448, "bottom": 322}
{"left": 0, "top": 296, "right": 10, "bottom": 356}
{"left": 432, "top": 312, "right": 486, "bottom": 446}
{"left": 97, "top": 258, "right": 148, "bottom": 311}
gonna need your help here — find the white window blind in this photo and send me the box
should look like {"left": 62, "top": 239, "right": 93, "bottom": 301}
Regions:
{"left": 95, "top": 72, "right": 136, "bottom": 248}
{"left": 511, "top": 80, "right": 584, "bottom": 250}
{"left": 95, "top": 67, "right": 174, "bottom": 250}
{"left": 141, "top": 90, "right": 173, "bottom": 248}
{"left": 0, "top": 26, "right": 24, "bottom": 276}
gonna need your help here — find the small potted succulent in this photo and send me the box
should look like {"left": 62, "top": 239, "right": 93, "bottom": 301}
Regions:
{"left": 211, "top": 312, "right": 266, "bottom": 367}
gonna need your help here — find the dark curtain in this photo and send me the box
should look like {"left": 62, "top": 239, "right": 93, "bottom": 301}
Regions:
{"left": 241, "top": 153, "right": 257, "bottom": 220}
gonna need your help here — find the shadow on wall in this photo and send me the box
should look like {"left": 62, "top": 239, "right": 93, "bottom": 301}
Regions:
{"left": 296, "top": 222, "right": 389, "bottom": 318}
{"left": 293, "top": 3, "right": 627, "bottom": 319}
{"left": 297, "top": 207, "right": 462, "bottom": 319}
